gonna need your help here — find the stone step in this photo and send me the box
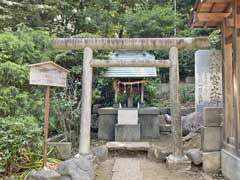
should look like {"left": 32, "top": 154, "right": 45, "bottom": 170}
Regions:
{"left": 159, "top": 124, "right": 172, "bottom": 133}
{"left": 106, "top": 142, "right": 150, "bottom": 152}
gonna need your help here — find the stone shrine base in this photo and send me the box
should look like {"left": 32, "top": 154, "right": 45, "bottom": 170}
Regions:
{"left": 115, "top": 124, "right": 141, "bottom": 142}
{"left": 98, "top": 107, "right": 160, "bottom": 141}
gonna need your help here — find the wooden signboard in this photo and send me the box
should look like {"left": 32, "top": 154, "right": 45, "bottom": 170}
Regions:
{"left": 29, "top": 61, "right": 68, "bottom": 87}
{"left": 29, "top": 61, "right": 68, "bottom": 167}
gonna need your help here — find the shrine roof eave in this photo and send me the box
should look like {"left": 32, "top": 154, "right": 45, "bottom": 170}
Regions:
{"left": 189, "top": 0, "right": 232, "bottom": 28}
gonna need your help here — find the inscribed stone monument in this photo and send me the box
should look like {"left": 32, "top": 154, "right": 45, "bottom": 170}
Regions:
{"left": 195, "top": 50, "right": 223, "bottom": 112}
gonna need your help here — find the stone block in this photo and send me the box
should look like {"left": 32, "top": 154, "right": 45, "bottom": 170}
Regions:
{"left": 48, "top": 142, "right": 72, "bottom": 160}
{"left": 92, "top": 145, "right": 108, "bottom": 161}
{"left": 26, "top": 170, "right": 61, "bottom": 180}
{"left": 138, "top": 107, "right": 160, "bottom": 115}
{"left": 203, "top": 107, "right": 223, "bottom": 127}
{"left": 98, "top": 107, "right": 118, "bottom": 115}
{"left": 166, "top": 155, "right": 191, "bottom": 171}
{"left": 138, "top": 114, "right": 160, "bottom": 138}
{"left": 201, "top": 127, "right": 221, "bottom": 151}
{"left": 118, "top": 109, "right": 138, "bottom": 125}
{"left": 147, "top": 145, "right": 172, "bottom": 162}
{"left": 186, "top": 148, "right": 202, "bottom": 165}
{"left": 202, "top": 151, "right": 221, "bottom": 173}
{"left": 98, "top": 108, "right": 117, "bottom": 140}
{"left": 106, "top": 142, "right": 150, "bottom": 151}
{"left": 195, "top": 50, "right": 223, "bottom": 113}
{"left": 222, "top": 149, "right": 240, "bottom": 180}
{"left": 115, "top": 124, "right": 140, "bottom": 142}
{"left": 159, "top": 124, "right": 172, "bottom": 133}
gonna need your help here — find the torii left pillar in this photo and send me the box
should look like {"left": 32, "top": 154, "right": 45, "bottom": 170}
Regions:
{"left": 79, "top": 47, "right": 93, "bottom": 154}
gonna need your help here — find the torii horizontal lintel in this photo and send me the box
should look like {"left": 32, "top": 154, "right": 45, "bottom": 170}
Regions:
{"left": 53, "top": 37, "right": 209, "bottom": 50}
{"left": 90, "top": 59, "right": 171, "bottom": 68}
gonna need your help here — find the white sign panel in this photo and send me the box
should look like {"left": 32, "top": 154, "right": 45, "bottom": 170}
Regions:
{"left": 118, "top": 109, "right": 138, "bottom": 125}
{"left": 29, "top": 62, "right": 68, "bottom": 87}
{"left": 195, "top": 50, "right": 223, "bottom": 112}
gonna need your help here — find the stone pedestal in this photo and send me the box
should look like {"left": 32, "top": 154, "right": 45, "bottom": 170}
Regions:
{"left": 166, "top": 155, "right": 191, "bottom": 171}
{"left": 201, "top": 127, "right": 221, "bottom": 151}
{"left": 138, "top": 108, "right": 160, "bottom": 138}
{"left": 201, "top": 107, "right": 222, "bottom": 173}
{"left": 202, "top": 151, "right": 221, "bottom": 173}
{"left": 98, "top": 107, "right": 160, "bottom": 140}
{"left": 115, "top": 124, "right": 141, "bottom": 142}
{"left": 98, "top": 108, "right": 118, "bottom": 141}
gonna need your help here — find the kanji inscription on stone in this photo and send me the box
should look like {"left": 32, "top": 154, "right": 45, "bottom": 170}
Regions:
{"left": 195, "top": 50, "right": 223, "bottom": 112}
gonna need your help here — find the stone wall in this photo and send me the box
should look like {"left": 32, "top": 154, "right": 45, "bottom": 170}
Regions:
{"left": 201, "top": 107, "right": 223, "bottom": 173}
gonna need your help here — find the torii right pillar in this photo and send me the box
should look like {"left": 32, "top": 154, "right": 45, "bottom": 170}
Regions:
{"left": 166, "top": 47, "right": 191, "bottom": 171}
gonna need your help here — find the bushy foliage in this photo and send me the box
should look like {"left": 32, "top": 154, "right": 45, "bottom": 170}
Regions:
{"left": 209, "top": 29, "right": 221, "bottom": 50}
{"left": 0, "top": 25, "right": 54, "bottom": 64}
{"left": 0, "top": 61, "right": 44, "bottom": 118}
{"left": 124, "top": 6, "right": 182, "bottom": 38}
{"left": 0, "top": 116, "right": 42, "bottom": 175}
{"left": 0, "top": 61, "right": 28, "bottom": 88}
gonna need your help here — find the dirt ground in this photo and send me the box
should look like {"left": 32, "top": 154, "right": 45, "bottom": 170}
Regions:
{"left": 95, "top": 157, "right": 224, "bottom": 180}
{"left": 94, "top": 133, "right": 224, "bottom": 180}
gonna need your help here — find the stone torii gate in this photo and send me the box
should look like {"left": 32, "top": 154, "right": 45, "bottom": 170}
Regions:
{"left": 53, "top": 38, "right": 208, "bottom": 170}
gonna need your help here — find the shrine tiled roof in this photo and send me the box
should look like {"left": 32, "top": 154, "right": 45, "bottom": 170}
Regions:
{"left": 104, "top": 50, "right": 157, "bottom": 78}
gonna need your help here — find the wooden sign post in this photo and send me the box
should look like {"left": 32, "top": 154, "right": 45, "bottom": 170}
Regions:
{"left": 29, "top": 61, "right": 68, "bottom": 167}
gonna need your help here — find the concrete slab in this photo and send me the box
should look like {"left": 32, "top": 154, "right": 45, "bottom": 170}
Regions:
{"left": 202, "top": 151, "right": 221, "bottom": 173}
{"left": 222, "top": 149, "right": 240, "bottom": 180}
{"left": 115, "top": 124, "right": 141, "bottom": 142}
{"left": 106, "top": 142, "right": 150, "bottom": 152}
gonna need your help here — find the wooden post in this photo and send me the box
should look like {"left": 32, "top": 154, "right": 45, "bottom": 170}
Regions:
{"left": 169, "top": 47, "right": 183, "bottom": 157}
{"left": 222, "top": 21, "right": 233, "bottom": 143}
{"left": 113, "top": 80, "right": 118, "bottom": 105}
{"left": 79, "top": 47, "right": 93, "bottom": 154}
{"left": 232, "top": 0, "right": 240, "bottom": 153}
{"left": 43, "top": 86, "right": 50, "bottom": 167}
{"left": 141, "top": 84, "right": 144, "bottom": 104}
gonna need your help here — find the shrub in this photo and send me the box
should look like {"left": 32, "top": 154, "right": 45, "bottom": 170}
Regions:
{"left": 0, "top": 116, "right": 42, "bottom": 175}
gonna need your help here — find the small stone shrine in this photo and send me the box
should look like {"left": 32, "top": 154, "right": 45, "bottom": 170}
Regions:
{"left": 195, "top": 50, "right": 223, "bottom": 113}
{"left": 98, "top": 50, "right": 160, "bottom": 141}
{"left": 104, "top": 50, "right": 157, "bottom": 108}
